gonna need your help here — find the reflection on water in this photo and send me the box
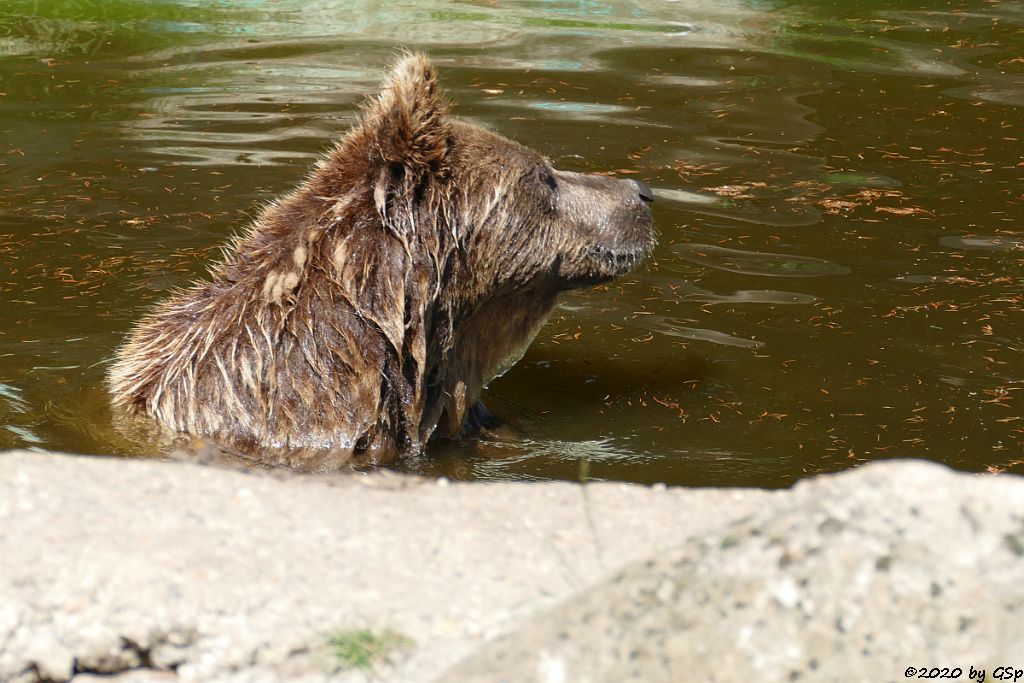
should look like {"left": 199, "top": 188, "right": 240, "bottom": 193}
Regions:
{"left": 654, "top": 186, "right": 822, "bottom": 227}
{"left": 563, "top": 301, "right": 766, "bottom": 349}
{"left": 1, "top": 0, "right": 1022, "bottom": 486}
{"left": 939, "top": 235, "right": 1024, "bottom": 252}
{"left": 673, "top": 243, "right": 851, "bottom": 277}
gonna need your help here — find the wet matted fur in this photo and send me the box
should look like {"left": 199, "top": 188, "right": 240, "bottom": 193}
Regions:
{"left": 108, "top": 54, "right": 655, "bottom": 469}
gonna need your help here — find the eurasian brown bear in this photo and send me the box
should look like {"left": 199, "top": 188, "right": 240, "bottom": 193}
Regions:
{"left": 108, "top": 54, "right": 655, "bottom": 468}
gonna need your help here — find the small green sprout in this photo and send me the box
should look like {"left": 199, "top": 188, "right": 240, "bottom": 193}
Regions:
{"left": 327, "top": 628, "right": 413, "bottom": 672}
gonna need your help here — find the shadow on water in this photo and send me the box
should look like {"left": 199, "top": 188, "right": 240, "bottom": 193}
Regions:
{"left": 1, "top": 0, "right": 1022, "bottom": 486}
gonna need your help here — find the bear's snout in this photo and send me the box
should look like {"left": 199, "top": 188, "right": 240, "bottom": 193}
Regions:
{"left": 544, "top": 170, "right": 656, "bottom": 288}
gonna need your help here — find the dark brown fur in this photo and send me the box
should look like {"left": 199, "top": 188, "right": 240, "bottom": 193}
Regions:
{"left": 108, "top": 54, "right": 655, "bottom": 469}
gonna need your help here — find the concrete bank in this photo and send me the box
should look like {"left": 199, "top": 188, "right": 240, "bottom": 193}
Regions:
{"left": 1, "top": 450, "right": 1021, "bottom": 682}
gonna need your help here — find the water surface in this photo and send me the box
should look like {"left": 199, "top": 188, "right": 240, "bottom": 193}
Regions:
{"left": 1, "top": 0, "right": 1022, "bottom": 486}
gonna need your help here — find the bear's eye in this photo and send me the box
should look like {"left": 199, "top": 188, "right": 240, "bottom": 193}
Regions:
{"left": 530, "top": 165, "right": 558, "bottom": 214}
{"left": 540, "top": 168, "right": 558, "bottom": 192}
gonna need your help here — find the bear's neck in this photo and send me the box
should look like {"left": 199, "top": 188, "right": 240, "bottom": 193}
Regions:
{"left": 429, "top": 284, "right": 559, "bottom": 439}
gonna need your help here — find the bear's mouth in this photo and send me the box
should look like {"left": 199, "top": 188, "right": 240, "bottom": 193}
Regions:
{"left": 591, "top": 243, "right": 650, "bottom": 273}
{"left": 565, "top": 239, "right": 655, "bottom": 288}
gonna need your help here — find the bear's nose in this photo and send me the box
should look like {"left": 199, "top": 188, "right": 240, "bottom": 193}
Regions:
{"left": 632, "top": 179, "right": 655, "bottom": 203}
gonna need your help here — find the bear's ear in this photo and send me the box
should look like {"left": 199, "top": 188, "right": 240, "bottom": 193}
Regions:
{"left": 362, "top": 53, "right": 450, "bottom": 176}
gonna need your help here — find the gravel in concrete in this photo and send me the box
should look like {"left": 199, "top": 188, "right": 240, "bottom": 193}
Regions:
{"left": 0, "top": 450, "right": 770, "bottom": 682}
{"left": 440, "top": 459, "right": 1024, "bottom": 682}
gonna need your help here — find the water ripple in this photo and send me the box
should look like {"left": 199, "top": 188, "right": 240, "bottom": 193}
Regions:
{"left": 672, "top": 243, "right": 851, "bottom": 277}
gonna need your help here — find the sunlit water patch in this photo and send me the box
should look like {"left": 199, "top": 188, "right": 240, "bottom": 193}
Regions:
{"left": 939, "top": 235, "right": 1024, "bottom": 252}
{"left": 672, "top": 244, "right": 851, "bottom": 278}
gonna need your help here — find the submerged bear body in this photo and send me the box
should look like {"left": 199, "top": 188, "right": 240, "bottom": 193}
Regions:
{"left": 108, "top": 55, "right": 655, "bottom": 468}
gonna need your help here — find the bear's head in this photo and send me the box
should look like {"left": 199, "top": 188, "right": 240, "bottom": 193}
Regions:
{"left": 350, "top": 54, "right": 655, "bottom": 299}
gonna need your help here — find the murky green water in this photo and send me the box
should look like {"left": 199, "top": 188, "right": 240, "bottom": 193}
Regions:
{"left": 1, "top": 0, "right": 1021, "bottom": 486}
